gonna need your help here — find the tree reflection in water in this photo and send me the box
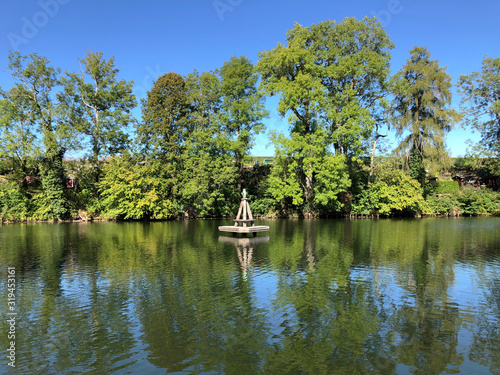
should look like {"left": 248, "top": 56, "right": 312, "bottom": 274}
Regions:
{"left": 0, "top": 219, "right": 499, "bottom": 374}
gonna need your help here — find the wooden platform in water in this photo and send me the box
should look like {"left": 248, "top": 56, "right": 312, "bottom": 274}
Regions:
{"left": 218, "top": 225, "right": 269, "bottom": 234}
{"left": 219, "top": 193, "right": 269, "bottom": 235}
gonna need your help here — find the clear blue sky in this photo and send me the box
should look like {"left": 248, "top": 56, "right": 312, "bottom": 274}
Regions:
{"left": 1, "top": 0, "right": 499, "bottom": 157}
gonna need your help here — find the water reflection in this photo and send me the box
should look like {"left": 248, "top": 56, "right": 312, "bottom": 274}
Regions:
{"left": 0, "top": 219, "right": 499, "bottom": 374}
{"left": 219, "top": 236, "right": 269, "bottom": 274}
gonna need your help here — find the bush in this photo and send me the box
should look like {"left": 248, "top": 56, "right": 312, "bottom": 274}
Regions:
{"left": 457, "top": 187, "right": 500, "bottom": 215}
{"left": 352, "top": 168, "right": 425, "bottom": 217}
{"left": 435, "top": 180, "right": 460, "bottom": 194}
{"left": 0, "top": 181, "right": 30, "bottom": 221}
{"left": 422, "top": 194, "right": 461, "bottom": 216}
{"left": 99, "top": 156, "right": 178, "bottom": 220}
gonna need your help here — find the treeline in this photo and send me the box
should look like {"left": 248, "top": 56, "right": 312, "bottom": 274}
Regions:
{"left": 1, "top": 17, "right": 499, "bottom": 222}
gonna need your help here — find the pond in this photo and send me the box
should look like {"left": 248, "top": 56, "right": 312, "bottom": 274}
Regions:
{"left": 1, "top": 218, "right": 500, "bottom": 374}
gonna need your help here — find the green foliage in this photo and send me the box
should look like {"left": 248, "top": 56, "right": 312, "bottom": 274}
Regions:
{"left": 435, "top": 180, "right": 460, "bottom": 195}
{"left": 1, "top": 32, "right": 500, "bottom": 221}
{"left": 219, "top": 56, "right": 268, "bottom": 157}
{"left": 138, "top": 72, "right": 190, "bottom": 160}
{"left": 457, "top": 187, "right": 500, "bottom": 216}
{"left": 458, "top": 56, "right": 500, "bottom": 160}
{"left": 258, "top": 17, "right": 391, "bottom": 216}
{"left": 258, "top": 17, "right": 394, "bottom": 157}
{"left": 353, "top": 167, "right": 425, "bottom": 216}
{"left": 59, "top": 51, "right": 136, "bottom": 183}
{"left": 268, "top": 130, "right": 351, "bottom": 216}
{"left": 422, "top": 194, "right": 461, "bottom": 216}
{"left": 0, "top": 94, "right": 40, "bottom": 179}
{"left": 423, "top": 184, "right": 499, "bottom": 216}
{"left": 178, "top": 151, "right": 238, "bottom": 218}
{"left": 64, "top": 159, "right": 101, "bottom": 216}
{"left": 409, "top": 146, "right": 425, "bottom": 185}
{"left": 0, "top": 180, "right": 30, "bottom": 221}
{"left": 38, "top": 153, "right": 70, "bottom": 219}
{"left": 391, "top": 46, "right": 459, "bottom": 184}
{"left": 3, "top": 52, "right": 70, "bottom": 219}
{"left": 99, "top": 155, "right": 177, "bottom": 220}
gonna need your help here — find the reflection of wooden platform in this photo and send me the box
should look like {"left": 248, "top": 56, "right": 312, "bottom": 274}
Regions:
{"left": 218, "top": 225, "right": 269, "bottom": 233}
{"left": 218, "top": 236, "right": 270, "bottom": 245}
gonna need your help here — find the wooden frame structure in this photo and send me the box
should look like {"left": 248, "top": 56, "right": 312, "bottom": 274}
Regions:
{"left": 218, "top": 191, "right": 269, "bottom": 235}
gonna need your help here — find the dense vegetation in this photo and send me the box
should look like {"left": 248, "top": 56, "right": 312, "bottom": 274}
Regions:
{"left": 1, "top": 17, "right": 499, "bottom": 222}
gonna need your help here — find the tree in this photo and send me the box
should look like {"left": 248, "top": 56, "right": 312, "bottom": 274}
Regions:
{"left": 2, "top": 52, "right": 70, "bottom": 219}
{"left": 136, "top": 72, "right": 190, "bottom": 210}
{"left": 138, "top": 72, "right": 190, "bottom": 161}
{"left": 179, "top": 70, "right": 238, "bottom": 217}
{"left": 257, "top": 17, "right": 393, "bottom": 215}
{"left": 391, "top": 46, "right": 459, "bottom": 185}
{"left": 457, "top": 56, "right": 500, "bottom": 175}
{"left": 59, "top": 51, "right": 136, "bottom": 184}
{"left": 219, "top": 56, "right": 268, "bottom": 191}
{"left": 0, "top": 92, "right": 40, "bottom": 181}
{"left": 308, "top": 17, "right": 394, "bottom": 156}
{"left": 99, "top": 152, "right": 176, "bottom": 220}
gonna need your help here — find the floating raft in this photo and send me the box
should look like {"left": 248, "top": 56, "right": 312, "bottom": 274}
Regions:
{"left": 218, "top": 225, "right": 270, "bottom": 234}
{"left": 218, "top": 191, "right": 269, "bottom": 235}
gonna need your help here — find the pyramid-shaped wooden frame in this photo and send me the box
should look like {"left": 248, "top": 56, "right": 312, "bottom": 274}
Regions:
{"left": 218, "top": 192, "right": 269, "bottom": 235}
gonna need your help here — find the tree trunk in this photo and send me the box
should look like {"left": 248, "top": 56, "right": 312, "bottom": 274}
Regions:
{"left": 368, "top": 133, "right": 387, "bottom": 186}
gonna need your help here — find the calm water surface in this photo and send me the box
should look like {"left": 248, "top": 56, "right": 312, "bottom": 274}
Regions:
{"left": 1, "top": 218, "right": 500, "bottom": 374}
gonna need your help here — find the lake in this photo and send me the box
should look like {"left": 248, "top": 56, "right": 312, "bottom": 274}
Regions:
{"left": 1, "top": 218, "right": 500, "bottom": 374}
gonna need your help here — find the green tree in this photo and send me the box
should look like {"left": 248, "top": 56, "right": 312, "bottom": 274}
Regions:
{"left": 2, "top": 52, "right": 70, "bottom": 219}
{"left": 391, "top": 46, "right": 459, "bottom": 185}
{"left": 308, "top": 18, "right": 394, "bottom": 156}
{"left": 138, "top": 72, "right": 190, "bottom": 160}
{"left": 219, "top": 56, "right": 268, "bottom": 191}
{"left": 137, "top": 72, "right": 190, "bottom": 206}
{"left": 59, "top": 51, "right": 136, "bottom": 184}
{"left": 0, "top": 91, "right": 40, "bottom": 183}
{"left": 267, "top": 130, "right": 351, "bottom": 216}
{"left": 457, "top": 56, "right": 500, "bottom": 175}
{"left": 177, "top": 70, "right": 238, "bottom": 217}
{"left": 99, "top": 153, "right": 177, "bottom": 220}
{"left": 257, "top": 17, "right": 393, "bottom": 215}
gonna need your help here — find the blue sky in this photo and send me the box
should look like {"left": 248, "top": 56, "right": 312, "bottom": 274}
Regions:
{"left": 1, "top": 0, "right": 499, "bottom": 157}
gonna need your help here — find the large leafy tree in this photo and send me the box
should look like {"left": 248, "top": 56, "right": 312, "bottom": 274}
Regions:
{"left": 1, "top": 52, "right": 71, "bottom": 219}
{"left": 59, "top": 51, "right": 136, "bottom": 184}
{"left": 391, "top": 46, "right": 459, "bottom": 185}
{"left": 257, "top": 17, "right": 393, "bottom": 215}
{"left": 457, "top": 56, "right": 500, "bottom": 174}
{"left": 219, "top": 56, "right": 268, "bottom": 191}
{"left": 138, "top": 72, "right": 190, "bottom": 161}
{"left": 179, "top": 70, "right": 238, "bottom": 217}
{"left": 0, "top": 92, "right": 39, "bottom": 181}
{"left": 309, "top": 17, "right": 394, "bottom": 156}
{"left": 136, "top": 72, "right": 190, "bottom": 210}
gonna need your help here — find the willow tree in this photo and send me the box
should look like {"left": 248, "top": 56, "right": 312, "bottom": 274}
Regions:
{"left": 391, "top": 46, "right": 459, "bottom": 185}
{"left": 257, "top": 17, "right": 393, "bottom": 216}
{"left": 457, "top": 56, "right": 500, "bottom": 175}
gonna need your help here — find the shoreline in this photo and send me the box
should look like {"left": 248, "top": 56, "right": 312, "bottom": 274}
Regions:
{"left": 1, "top": 213, "right": 497, "bottom": 225}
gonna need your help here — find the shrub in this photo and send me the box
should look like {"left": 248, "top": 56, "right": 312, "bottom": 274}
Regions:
{"left": 423, "top": 194, "right": 461, "bottom": 216}
{"left": 435, "top": 180, "right": 460, "bottom": 194}
{"left": 352, "top": 169, "right": 425, "bottom": 217}
{"left": 0, "top": 181, "right": 30, "bottom": 221}
{"left": 457, "top": 187, "right": 500, "bottom": 215}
